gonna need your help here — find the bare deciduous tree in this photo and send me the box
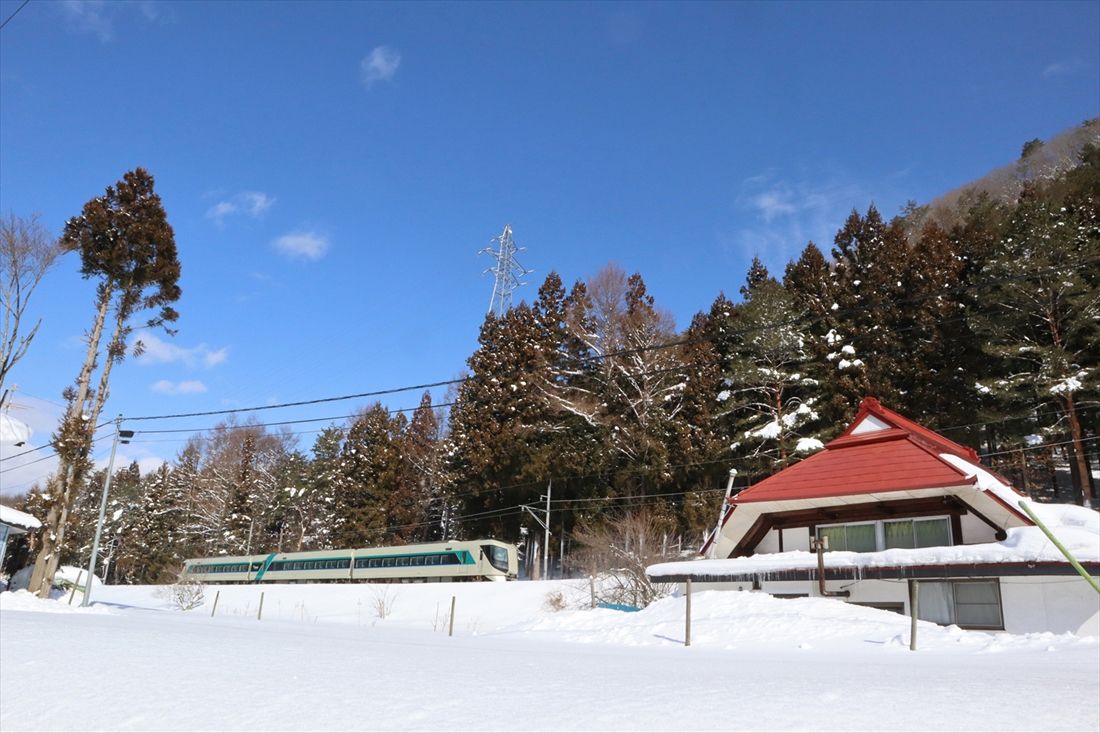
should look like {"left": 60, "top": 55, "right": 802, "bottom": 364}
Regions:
{"left": 0, "top": 213, "right": 63, "bottom": 404}
{"left": 569, "top": 507, "right": 680, "bottom": 608}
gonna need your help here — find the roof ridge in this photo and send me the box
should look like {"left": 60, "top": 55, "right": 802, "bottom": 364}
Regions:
{"left": 847, "top": 397, "right": 979, "bottom": 460}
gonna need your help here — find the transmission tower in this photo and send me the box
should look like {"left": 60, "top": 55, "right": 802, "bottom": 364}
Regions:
{"left": 479, "top": 224, "right": 532, "bottom": 318}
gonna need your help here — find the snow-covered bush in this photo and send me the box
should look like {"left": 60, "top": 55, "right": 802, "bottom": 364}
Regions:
{"left": 543, "top": 590, "right": 568, "bottom": 612}
{"left": 155, "top": 579, "right": 205, "bottom": 611}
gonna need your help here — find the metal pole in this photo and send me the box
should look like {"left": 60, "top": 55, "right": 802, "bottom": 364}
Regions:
{"left": 81, "top": 416, "right": 123, "bottom": 607}
{"left": 543, "top": 480, "right": 551, "bottom": 581}
{"left": 448, "top": 595, "right": 456, "bottom": 637}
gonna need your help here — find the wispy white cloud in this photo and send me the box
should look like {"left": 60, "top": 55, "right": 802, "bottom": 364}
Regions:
{"left": 1042, "top": 60, "right": 1084, "bottom": 78}
{"left": 61, "top": 0, "right": 168, "bottom": 43}
{"left": 273, "top": 230, "right": 329, "bottom": 261}
{"left": 150, "top": 379, "right": 208, "bottom": 395}
{"left": 205, "top": 191, "right": 275, "bottom": 224}
{"left": 134, "top": 333, "right": 228, "bottom": 368}
{"left": 727, "top": 171, "right": 870, "bottom": 267}
{"left": 61, "top": 0, "right": 114, "bottom": 41}
{"left": 361, "top": 46, "right": 401, "bottom": 89}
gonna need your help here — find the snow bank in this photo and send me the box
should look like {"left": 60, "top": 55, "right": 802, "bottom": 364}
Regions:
{"left": 0, "top": 589, "right": 111, "bottom": 614}
{"left": 7, "top": 565, "right": 104, "bottom": 593}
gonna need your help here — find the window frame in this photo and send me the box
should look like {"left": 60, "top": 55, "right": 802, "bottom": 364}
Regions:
{"left": 816, "top": 514, "right": 954, "bottom": 552}
{"left": 918, "top": 579, "right": 1004, "bottom": 631}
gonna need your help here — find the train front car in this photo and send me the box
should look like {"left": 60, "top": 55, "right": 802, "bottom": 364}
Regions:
{"left": 181, "top": 554, "right": 271, "bottom": 584}
{"left": 478, "top": 540, "right": 518, "bottom": 581}
{"left": 181, "top": 539, "right": 518, "bottom": 584}
{"left": 347, "top": 540, "right": 517, "bottom": 582}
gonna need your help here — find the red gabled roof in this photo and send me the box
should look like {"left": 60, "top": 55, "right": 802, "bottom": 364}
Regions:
{"left": 734, "top": 397, "right": 980, "bottom": 504}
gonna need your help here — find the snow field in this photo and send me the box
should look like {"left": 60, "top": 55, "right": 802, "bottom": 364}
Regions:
{"left": 2, "top": 581, "right": 1098, "bottom": 732}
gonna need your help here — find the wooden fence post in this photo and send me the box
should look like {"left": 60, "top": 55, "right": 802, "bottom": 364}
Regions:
{"left": 685, "top": 578, "right": 692, "bottom": 647}
{"left": 908, "top": 579, "right": 918, "bottom": 651}
{"left": 210, "top": 590, "right": 220, "bottom": 618}
{"left": 448, "top": 595, "right": 456, "bottom": 637}
{"left": 67, "top": 570, "right": 84, "bottom": 606}
{"left": 589, "top": 576, "right": 596, "bottom": 609}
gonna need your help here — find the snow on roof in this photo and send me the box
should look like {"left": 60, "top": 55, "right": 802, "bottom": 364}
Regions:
{"left": 651, "top": 502, "right": 1099, "bottom": 580}
{"left": 0, "top": 504, "right": 41, "bottom": 531}
{"left": 938, "top": 452, "right": 1027, "bottom": 509}
{"left": 0, "top": 413, "right": 31, "bottom": 445}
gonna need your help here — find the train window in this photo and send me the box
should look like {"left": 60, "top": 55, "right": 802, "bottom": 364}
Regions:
{"left": 338, "top": 560, "right": 350, "bottom": 569}
{"left": 411, "top": 556, "right": 423, "bottom": 566}
{"left": 382, "top": 557, "right": 395, "bottom": 567}
{"left": 397, "top": 557, "right": 410, "bottom": 567}
{"left": 482, "top": 545, "right": 511, "bottom": 572}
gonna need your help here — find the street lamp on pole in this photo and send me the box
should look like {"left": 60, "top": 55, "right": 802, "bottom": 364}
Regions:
{"left": 81, "top": 416, "right": 133, "bottom": 607}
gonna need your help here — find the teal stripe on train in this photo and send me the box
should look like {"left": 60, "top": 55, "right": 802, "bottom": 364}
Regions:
{"left": 253, "top": 552, "right": 279, "bottom": 582}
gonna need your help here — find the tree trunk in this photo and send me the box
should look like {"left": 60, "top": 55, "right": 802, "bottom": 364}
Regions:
{"left": 29, "top": 285, "right": 113, "bottom": 597}
{"left": 1062, "top": 393, "right": 1095, "bottom": 507}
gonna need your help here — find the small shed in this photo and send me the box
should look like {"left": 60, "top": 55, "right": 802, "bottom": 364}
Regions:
{"left": 1, "top": 504, "right": 41, "bottom": 574}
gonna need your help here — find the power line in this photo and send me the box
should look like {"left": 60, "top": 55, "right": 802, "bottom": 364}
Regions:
{"left": 0, "top": 0, "right": 30, "bottom": 31}
{"left": 118, "top": 256, "right": 1100, "bottom": 427}
{"left": 0, "top": 421, "right": 115, "bottom": 464}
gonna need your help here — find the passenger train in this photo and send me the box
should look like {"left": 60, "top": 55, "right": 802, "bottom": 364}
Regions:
{"left": 181, "top": 539, "right": 518, "bottom": 584}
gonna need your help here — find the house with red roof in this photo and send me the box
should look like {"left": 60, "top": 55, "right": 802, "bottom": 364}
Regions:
{"left": 649, "top": 398, "right": 1100, "bottom": 635}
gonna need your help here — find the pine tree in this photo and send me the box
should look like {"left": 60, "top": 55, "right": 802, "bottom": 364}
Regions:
{"left": 303, "top": 426, "right": 344, "bottom": 550}
{"left": 334, "top": 403, "right": 405, "bottom": 547}
{"left": 970, "top": 180, "right": 1099, "bottom": 505}
{"left": 393, "top": 392, "right": 447, "bottom": 543}
{"left": 721, "top": 263, "right": 824, "bottom": 473}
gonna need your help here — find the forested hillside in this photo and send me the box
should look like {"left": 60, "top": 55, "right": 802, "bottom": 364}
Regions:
{"left": 6, "top": 125, "right": 1098, "bottom": 584}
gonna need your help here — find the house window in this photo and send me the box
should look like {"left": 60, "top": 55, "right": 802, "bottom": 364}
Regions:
{"left": 817, "top": 516, "right": 953, "bottom": 552}
{"left": 817, "top": 523, "right": 877, "bottom": 552}
{"left": 884, "top": 518, "right": 951, "bottom": 549}
{"left": 917, "top": 580, "right": 1003, "bottom": 630}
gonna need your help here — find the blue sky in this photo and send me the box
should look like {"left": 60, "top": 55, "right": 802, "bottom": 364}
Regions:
{"left": 1, "top": 0, "right": 1097, "bottom": 493}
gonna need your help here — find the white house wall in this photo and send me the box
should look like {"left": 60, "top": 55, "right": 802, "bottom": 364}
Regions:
{"left": 958, "top": 512, "right": 1000, "bottom": 544}
{"left": 999, "top": 576, "right": 1100, "bottom": 636}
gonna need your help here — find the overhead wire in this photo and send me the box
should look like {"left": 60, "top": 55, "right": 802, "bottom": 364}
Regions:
{"left": 0, "top": 0, "right": 30, "bottom": 31}
{"left": 119, "top": 255, "right": 1100, "bottom": 426}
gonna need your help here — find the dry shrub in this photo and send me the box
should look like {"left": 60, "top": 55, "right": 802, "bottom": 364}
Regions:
{"left": 568, "top": 507, "right": 679, "bottom": 608}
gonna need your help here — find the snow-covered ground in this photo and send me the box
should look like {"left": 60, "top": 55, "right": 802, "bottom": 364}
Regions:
{"left": 2, "top": 580, "right": 1098, "bottom": 732}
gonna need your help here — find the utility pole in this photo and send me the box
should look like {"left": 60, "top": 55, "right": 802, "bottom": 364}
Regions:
{"left": 81, "top": 416, "right": 132, "bottom": 607}
{"left": 707, "top": 469, "right": 737, "bottom": 559}
{"left": 520, "top": 481, "right": 552, "bottom": 580}
{"left": 543, "top": 481, "right": 551, "bottom": 580}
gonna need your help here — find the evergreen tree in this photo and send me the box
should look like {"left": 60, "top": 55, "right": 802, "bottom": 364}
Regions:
{"left": 970, "top": 181, "right": 1099, "bottom": 505}
{"left": 334, "top": 403, "right": 405, "bottom": 547}
{"left": 303, "top": 426, "right": 344, "bottom": 550}
{"left": 31, "top": 168, "right": 182, "bottom": 596}
{"left": 721, "top": 263, "right": 824, "bottom": 473}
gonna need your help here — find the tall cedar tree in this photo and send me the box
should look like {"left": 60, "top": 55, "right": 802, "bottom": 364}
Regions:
{"left": 334, "top": 404, "right": 406, "bottom": 547}
{"left": 969, "top": 178, "right": 1099, "bottom": 505}
{"left": 31, "top": 168, "right": 181, "bottom": 596}
{"left": 721, "top": 262, "right": 825, "bottom": 473}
